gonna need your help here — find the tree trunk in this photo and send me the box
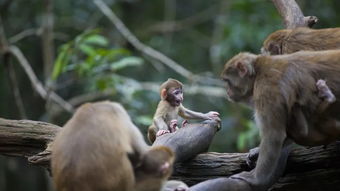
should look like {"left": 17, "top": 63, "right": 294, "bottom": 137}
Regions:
{"left": 0, "top": 118, "right": 339, "bottom": 190}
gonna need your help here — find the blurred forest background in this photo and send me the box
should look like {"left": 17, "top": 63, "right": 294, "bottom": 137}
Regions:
{"left": 0, "top": 0, "right": 339, "bottom": 190}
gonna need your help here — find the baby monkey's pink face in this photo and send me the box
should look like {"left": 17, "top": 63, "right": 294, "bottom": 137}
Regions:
{"left": 166, "top": 88, "right": 183, "bottom": 107}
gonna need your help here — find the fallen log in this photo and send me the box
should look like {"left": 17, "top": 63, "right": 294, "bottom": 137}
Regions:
{"left": 0, "top": 118, "right": 339, "bottom": 190}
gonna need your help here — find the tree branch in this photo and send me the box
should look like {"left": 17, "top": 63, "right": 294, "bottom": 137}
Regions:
{"left": 271, "top": 0, "right": 318, "bottom": 28}
{"left": 7, "top": 46, "right": 74, "bottom": 113}
{"left": 0, "top": 118, "right": 339, "bottom": 190}
{"left": 0, "top": 15, "right": 74, "bottom": 113}
{"left": 4, "top": 55, "right": 27, "bottom": 119}
{"left": 93, "top": 0, "right": 223, "bottom": 86}
{"left": 146, "top": 5, "right": 216, "bottom": 34}
{"left": 41, "top": 0, "right": 55, "bottom": 82}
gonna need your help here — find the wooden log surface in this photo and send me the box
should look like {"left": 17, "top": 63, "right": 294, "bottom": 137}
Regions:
{"left": 0, "top": 117, "right": 339, "bottom": 190}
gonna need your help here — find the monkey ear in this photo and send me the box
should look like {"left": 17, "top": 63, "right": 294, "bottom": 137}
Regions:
{"left": 236, "top": 62, "right": 248, "bottom": 77}
{"left": 161, "top": 89, "right": 167, "bottom": 100}
{"left": 269, "top": 43, "right": 281, "bottom": 55}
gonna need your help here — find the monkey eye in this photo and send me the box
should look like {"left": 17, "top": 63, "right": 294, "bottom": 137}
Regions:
{"left": 173, "top": 89, "right": 182, "bottom": 95}
{"left": 223, "top": 78, "right": 231, "bottom": 84}
{"left": 223, "top": 78, "right": 234, "bottom": 87}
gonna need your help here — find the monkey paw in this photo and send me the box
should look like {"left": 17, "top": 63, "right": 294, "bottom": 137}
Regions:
{"left": 181, "top": 120, "right": 188, "bottom": 128}
{"left": 246, "top": 147, "right": 259, "bottom": 170}
{"left": 169, "top": 120, "right": 179, "bottom": 133}
{"left": 316, "top": 79, "right": 336, "bottom": 103}
{"left": 206, "top": 111, "right": 220, "bottom": 119}
{"left": 156, "top": 130, "right": 171, "bottom": 137}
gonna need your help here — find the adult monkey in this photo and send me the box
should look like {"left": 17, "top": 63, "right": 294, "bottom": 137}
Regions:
{"left": 249, "top": 26, "right": 340, "bottom": 167}
{"left": 52, "top": 101, "right": 188, "bottom": 191}
{"left": 261, "top": 27, "right": 340, "bottom": 55}
{"left": 218, "top": 50, "right": 340, "bottom": 190}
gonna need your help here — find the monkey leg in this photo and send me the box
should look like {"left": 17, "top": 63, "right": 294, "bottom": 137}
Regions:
{"left": 148, "top": 125, "right": 157, "bottom": 143}
{"left": 230, "top": 142, "right": 292, "bottom": 191}
{"left": 291, "top": 106, "right": 309, "bottom": 137}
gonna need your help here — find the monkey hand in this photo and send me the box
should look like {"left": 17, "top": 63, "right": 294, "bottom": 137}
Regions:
{"left": 316, "top": 79, "right": 336, "bottom": 103}
{"left": 205, "top": 111, "right": 220, "bottom": 120}
{"left": 169, "top": 120, "right": 179, "bottom": 133}
{"left": 246, "top": 147, "right": 259, "bottom": 170}
{"left": 181, "top": 120, "right": 188, "bottom": 128}
{"left": 156, "top": 130, "right": 171, "bottom": 137}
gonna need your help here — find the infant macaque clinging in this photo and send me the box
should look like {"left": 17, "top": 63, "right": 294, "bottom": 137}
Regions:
{"left": 147, "top": 78, "right": 220, "bottom": 143}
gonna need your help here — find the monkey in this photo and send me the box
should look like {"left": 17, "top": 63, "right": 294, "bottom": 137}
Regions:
{"left": 51, "top": 101, "right": 182, "bottom": 191}
{"left": 261, "top": 27, "right": 340, "bottom": 55}
{"left": 134, "top": 146, "right": 176, "bottom": 191}
{"left": 220, "top": 50, "right": 340, "bottom": 190}
{"left": 147, "top": 78, "right": 220, "bottom": 143}
{"left": 135, "top": 147, "right": 189, "bottom": 191}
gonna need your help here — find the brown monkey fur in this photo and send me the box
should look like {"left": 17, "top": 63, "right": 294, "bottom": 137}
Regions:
{"left": 262, "top": 27, "right": 340, "bottom": 55}
{"left": 52, "top": 101, "right": 176, "bottom": 191}
{"left": 148, "top": 78, "right": 220, "bottom": 143}
{"left": 220, "top": 50, "right": 340, "bottom": 190}
{"left": 260, "top": 26, "right": 338, "bottom": 152}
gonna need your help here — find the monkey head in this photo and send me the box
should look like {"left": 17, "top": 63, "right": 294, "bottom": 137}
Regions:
{"left": 261, "top": 29, "right": 290, "bottom": 55}
{"left": 221, "top": 52, "right": 257, "bottom": 103}
{"left": 160, "top": 78, "right": 184, "bottom": 107}
{"left": 135, "top": 146, "right": 175, "bottom": 187}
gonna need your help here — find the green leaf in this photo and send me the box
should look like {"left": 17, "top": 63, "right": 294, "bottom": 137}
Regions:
{"left": 79, "top": 44, "right": 96, "bottom": 56}
{"left": 110, "top": 56, "right": 143, "bottom": 71}
{"left": 52, "top": 44, "right": 72, "bottom": 80}
{"left": 84, "top": 34, "right": 109, "bottom": 46}
{"left": 95, "top": 78, "right": 110, "bottom": 91}
{"left": 237, "top": 133, "right": 246, "bottom": 151}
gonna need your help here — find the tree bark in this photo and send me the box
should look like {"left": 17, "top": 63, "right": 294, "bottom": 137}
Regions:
{"left": 0, "top": 118, "right": 339, "bottom": 190}
{"left": 271, "top": 0, "right": 318, "bottom": 28}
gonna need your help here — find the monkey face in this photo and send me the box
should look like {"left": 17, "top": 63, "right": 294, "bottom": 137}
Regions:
{"left": 221, "top": 72, "right": 248, "bottom": 102}
{"left": 166, "top": 88, "right": 183, "bottom": 107}
{"left": 221, "top": 53, "right": 256, "bottom": 103}
{"left": 135, "top": 146, "right": 174, "bottom": 180}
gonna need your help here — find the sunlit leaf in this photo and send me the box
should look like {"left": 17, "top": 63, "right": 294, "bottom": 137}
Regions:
{"left": 110, "top": 56, "right": 143, "bottom": 71}
{"left": 84, "top": 34, "right": 109, "bottom": 46}
{"left": 79, "top": 44, "right": 96, "bottom": 56}
{"left": 52, "top": 44, "right": 72, "bottom": 80}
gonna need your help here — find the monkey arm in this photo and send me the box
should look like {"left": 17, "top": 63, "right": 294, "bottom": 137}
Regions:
{"left": 154, "top": 116, "right": 170, "bottom": 131}
{"left": 231, "top": 106, "right": 289, "bottom": 191}
{"left": 178, "top": 105, "right": 208, "bottom": 120}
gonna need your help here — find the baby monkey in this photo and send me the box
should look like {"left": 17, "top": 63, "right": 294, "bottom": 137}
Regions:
{"left": 148, "top": 78, "right": 219, "bottom": 143}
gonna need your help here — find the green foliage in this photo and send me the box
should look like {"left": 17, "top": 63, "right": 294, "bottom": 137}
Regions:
{"left": 52, "top": 29, "right": 143, "bottom": 91}
{"left": 237, "top": 120, "right": 259, "bottom": 151}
